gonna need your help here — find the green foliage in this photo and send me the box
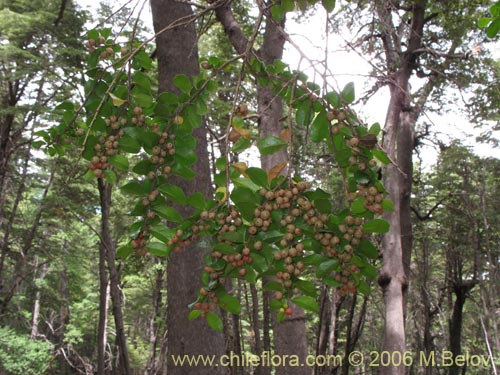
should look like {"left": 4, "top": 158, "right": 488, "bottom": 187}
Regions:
{"left": 479, "top": 1, "right": 500, "bottom": 37}
{"left": 44, "top": 22, "right": 391, "bottom": 329}
{"left": 0, "top": 328, "right": 54, "bottom": 375}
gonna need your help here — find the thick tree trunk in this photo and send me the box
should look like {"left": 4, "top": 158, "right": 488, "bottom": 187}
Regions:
{"left": 374, "top": 1, "right": 426, "bottom": 373}
{"left": 258, "top": 16, "right": 308, "bottom": 373}
{"left": 378, "top": 79, "right": 409, "bottom": 375}
{"left": 97, "top": 179, "right": 131, "bottom": 375}
{"left": 150, "top": 1, "right": 226, "bottom": 374}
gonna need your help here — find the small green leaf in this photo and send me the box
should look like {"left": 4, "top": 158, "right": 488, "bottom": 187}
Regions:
{"left": 351, "top": 197, "right": 367, "bottom": 214}
{"left": 56, "top": 101, "right": 75, "bottom": 110}
{"left": 88, "top": 29, "right": 99, "bottom": 40}
{"left": 233, "top": 177, "right": 260, "bottom": 192}
{"left": 357, "top": 239, "right": 378, "bottom": 259}
{"left": 152, "top": 205, "right": 183, "bottom": 222}
{"left": 215, "top": 157, "right": 227, "bottom": 171}
{"left": 311, "top": 110, "right": 329, "bottom": 142}
{"left": 133, "top": 160, "right": 154, "bottom": 175}
{"left": 159, "top": 185, "right": 188, "bottom": 204}
{"left": 133, "top": 92, "right": 153, "bottom": 108}
{"left": 104, "top": 170, "right": 116, "bottom": 184}
{"left": 372, "top": 148, "right": 390, "bottom": 164}
{"left": 368, "top": 122, "right": 381, "bottom": 135}
{"left": 317, "top": 258, "right": 339, "bottom": 276}
{"left": 206, "top": 312, "right": 223, "bottom": 332}
{"left": 356, "top": 279, "right": 371, "bottom": 296}
{"left": 381, "top": 199, "right": 394, "bottom": 211}
{"left": 172, "top": 164, "right": 196, "bottom": 180}
{"left": 132, "top": 71, "right": 151, "bottom": 92}
{"left": 121, "top": 181, "right": 147, "bottom": 195}
{"left": 232, "top": 137, "right": 251, "bottom": 153}
{"left": 291, "top": 295, "right": 319, "bottom": 313}
{"left": 323, "top": 277, "right": 342, "bottom": 288}
{"left": 341, "top": 82, "right": 355, "bottom": 104}
{"left": 271, "top": 4, "right": 285, "bottom": 20}
{"left": 109, "top": 155, "right": 129, "bottom": 171}
{"left": 363, "top": 219, "right": 390, "bottom": 234}
{"left": 119, "top": 135, "right": 141, "bottom": 153}
{"left": 149, "top": 225, "right": 175, "bottom": 243}
{"left": 257, "top": 136, "right": 287, "bottom": 156}
{"left": 325, "top": 91, "right": 341, "bottom": 108}
{"left": 146, "top": 242, "right": 168, "bottom": 256}
{"left": 360, "top": 263, "right": 377, "bottom": 279}
{"left": 219, "top": 231, "right": 245, "bottom": 243}
{"left": 282, "top": 0, "right": 295, "bottom": 12}
{"left": 173, "top": 74, "right": 191, "bottom": 93}
{"left": 188, "top": 192, "right": 206, "bottom": 209}
{"left": 486, "top": 18, "right": 500, "bottom": 37}
{"left": 188, "top": 310, "right": 202, "bottom": 320}
{"left": 214, "top": 243, "right": 238, "bottom": 254}
{"left": 219, "top": 294, "right": 241, "bottom": 314}
{"left": 295, "top": 280, "right": 317, "bottom": 297}
{"left": 321, "top": 0, "right": 336, "bottom": 12}
{"left": 134, "top": 50, "right": 152, "bottom": 70}
{"left": 117, "top": 244, "right": 133, "bottom": 259}
{"left": 246, "top": 167, "right": 269, "bottom": 189}
{"left": 264, "top": 280, "right": 285, "bottom": 292}
{"left": 478, "top": 17, "right": 492, "bottom": 28}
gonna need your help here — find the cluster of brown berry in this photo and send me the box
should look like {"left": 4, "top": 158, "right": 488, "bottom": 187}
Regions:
{"left": 357, "top": 184, "right": 385, "bottom": 214}
{"left": 88, "top": 115, "right": 126, "bottom": 178}
{"left": 85, "top": 34, "right": 114, "bottom": 59}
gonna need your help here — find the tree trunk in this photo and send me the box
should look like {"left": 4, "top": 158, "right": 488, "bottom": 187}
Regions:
{"left": 145, "top": 263, "right": 165, "bottom": 375}
{"left": 449, "top": 281, "right": 476, "bottom": 375}
{"left": 97, "top": 178, "right": 131, "bottom": 375}
{"left": 378, "top": 90, "right": 409, "bottom": 375}
{"left": 0, "top": 169, "right": 55, "bottom": 318}
{"left": 97, "top": 239, "right": 109, "bottom": 375}
{"left": 374, "top": 1, "right": 427, "bottom": 373}
{"left": 256, "top": 9, "right": 308, "bottom": 375}
{"left": 150, "top": 1, "right": 226, "bottom": 374}
{"left": 30, "top": 256, "right": 48, "bottom": 339}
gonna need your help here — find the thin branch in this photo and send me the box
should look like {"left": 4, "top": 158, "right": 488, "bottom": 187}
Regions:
{"left": 411, "top": 192, "right": 452, "bottom": 221}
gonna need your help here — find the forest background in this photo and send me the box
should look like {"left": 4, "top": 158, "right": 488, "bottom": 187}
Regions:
{"left": 0, "top": 0, "right": 499, "bottom": 374}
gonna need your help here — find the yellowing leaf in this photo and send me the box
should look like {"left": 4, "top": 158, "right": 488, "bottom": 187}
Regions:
{"left": 280, "top": 128, "right": 291, "bottom": 143}
{"left": 228, "top": 129, "right": 241, "bottom": 143}
{"left": 232, "top": 162, "right": 248, "bottom": 177}
{"left": 216, "top": 186, "right": 227, "bottom": 201}
{"left": 268, "top": 162, "right": 287, "bottom": 183}
{"left": 234, "top": 127, "right": 251, "bottom": 139}
{"left": 109, "top": 93, "right": 126, "bottom": 107}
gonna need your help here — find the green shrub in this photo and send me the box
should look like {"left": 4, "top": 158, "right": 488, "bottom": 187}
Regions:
{"left": 0, "top": 327, "right": 54, "bottom": 375}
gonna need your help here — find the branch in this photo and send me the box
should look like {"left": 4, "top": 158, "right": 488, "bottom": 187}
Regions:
{"left": 213, "top": 0, "right": 250, "bottom": 55}
{"left": 411, "top": 192, "right": 452, "bottom": 221}
{"left": 54, "top": 0, "right": 68, "bottom": 26}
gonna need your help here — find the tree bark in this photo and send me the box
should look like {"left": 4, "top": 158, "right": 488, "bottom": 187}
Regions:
{"left": 145, "top": 263, "right": 166, "bottom": 375}
{"left": 150, "top": 1, "right": 226, "bottom": 374}
{"left": 30, "top": 256, "right": 48, "bottom": 339}
{"left": 257, "top": 11, "right": 309, "bottom": 375}
{"left": 97, "top": 178, "right": 131, "bottom": 375}
{"left": 97, "top": 236, "right": 109, "bottom": 375}
{"left": 448, "top": 281, "right": 476, "bottom": 375}
{"left": 374, "top": 1, "right": 427, "bottom": 373}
